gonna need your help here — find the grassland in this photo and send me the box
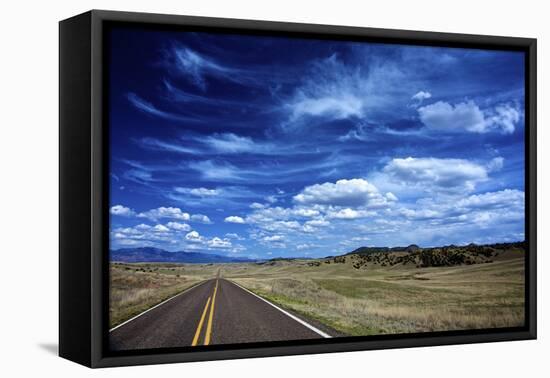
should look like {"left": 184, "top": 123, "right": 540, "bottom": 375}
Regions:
{"left": 110, "top": 246, "right": 525, "bottom": 336}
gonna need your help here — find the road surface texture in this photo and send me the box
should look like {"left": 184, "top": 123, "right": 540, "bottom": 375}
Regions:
{"left": 110, "top": 277, "right": 329, "bottom": 350}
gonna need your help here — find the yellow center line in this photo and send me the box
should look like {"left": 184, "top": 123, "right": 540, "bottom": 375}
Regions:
{"left": 191, "top": 296, "right": 211, "bottom": 346}
{"left": 204, "top": 279, "right": 219, "bottom": 345}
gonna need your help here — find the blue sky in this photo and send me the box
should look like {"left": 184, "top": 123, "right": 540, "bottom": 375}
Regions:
{"left": 108, "top": 27, "right": 525, "bottom": 259}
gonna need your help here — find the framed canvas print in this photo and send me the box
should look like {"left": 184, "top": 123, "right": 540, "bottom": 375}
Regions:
{"left": 59, "top": 10, "right": 537, "bottom": 368}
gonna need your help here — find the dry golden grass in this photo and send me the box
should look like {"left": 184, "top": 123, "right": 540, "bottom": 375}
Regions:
{"left": 109, "top": 250, "right": 525, "bottom": 337}
{"left": 221, "top": 254, "right": 525, "bottom": 336}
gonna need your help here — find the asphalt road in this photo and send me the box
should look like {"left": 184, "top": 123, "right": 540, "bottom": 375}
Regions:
{"left": 110, "top": 277, "right": 328, "bottom": 350}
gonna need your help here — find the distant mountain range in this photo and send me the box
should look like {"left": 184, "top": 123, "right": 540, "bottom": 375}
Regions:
{"left": 110, "top": 247, "right": 253, "bottom": 264}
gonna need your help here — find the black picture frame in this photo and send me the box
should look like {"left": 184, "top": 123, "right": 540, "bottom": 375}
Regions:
{"left": 59, "top": 9, "right": 537, "bottom": 368}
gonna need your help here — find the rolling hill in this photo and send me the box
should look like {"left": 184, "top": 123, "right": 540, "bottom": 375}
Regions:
{"left": 110, "top": 247, "right": 253, "bottom": 263}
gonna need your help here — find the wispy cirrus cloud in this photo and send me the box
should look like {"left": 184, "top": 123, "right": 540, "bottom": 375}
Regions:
{"left": 127, "top": 93, "right": 200, "bottom": 123}
{"left": 164, "top": 45, "right": 272, "bottom": 91}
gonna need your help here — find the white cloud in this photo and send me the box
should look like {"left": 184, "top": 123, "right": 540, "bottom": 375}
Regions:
{"left": 487, "top": 157, "right": 504, "bottom": 172}
{"left": 292, "top": 208, "right": 320, "bottom": 217}
{"left": 411, "top": 91, "right": 432, "bottom": 102}
{"left": 418, "top": 100, "right": 520, "bottom": 134}
{"left": 338, "top": 122, "right": 371, "bottom": 142}
{"left": 153, "top": 224, "right": 170, "bottom": 232}
{"left": 293, "top": 178, "right": 385, "bottom": 207}
{"left": 208, "top": 237, "right": 232, "bottom": 248}
{"left": 455, "top": 189, "right": 524, "bottom": 210}
{"left": 327, "top": 208, "right": 374, "bottom": 220}
{"left": 250, "top": 202, "right": 266, "bottom": 209}
{"left": 225, "top": 233, "right": 245, "bottom": 240}
{"left": 188, "top": 160, "right": 242, "bottom": 182}
{"left": 419, "top": 101, "right": 485, "bottom": 132}
{"left": 488, "top": 104, "right": 520, "bottom": 134}
{"left": 261, "top": 220, "right": 301, "bottom": 233}
{"left": 394, "top": 189, "right": 524, "bottom": 227}
{"left": 185, "top": 230, "right": 202, "bottom": 242}
{"left": 385, "top": 192, "right": 398, "bottom": 201}
{"left": 170, "top": 47, "right": 234, "bottom": 91}
{"left": 263, "top": 235, "right": 284, "bottom": 242}
{"left": 166, "top": 222, "right": 191, "bottom": 231}
{"left": 304, "top": 219, "right": 330, "bottom": 227}
{"left": 127, "top": 93, "right": 192, "bottom": 122}
{"left": 137, "top": 207, "right": 190, "bottom": 221}
{"left": 191, "top": 214, "right": 212, "bottom": 224}
{"left": 224, "top": 215, "right": 245, "bottom": 224}
{"left": 283, "top": 53, "right": 406, "bottom": 126}
{"left": 290, "top": 95, "right": 363, "bottom": 120}
{"left": 383, "top": 157, "right": 488, "bottom": 193}
{"left": 398, "top": 208, "right": 442, "bottom": 220}
{"left": 199, "top": 133, "right": 274, "bottom": 154}
{"left": 110, "top": 205, "right": 135, "bottom": 217}
{"left": 265, "top": 195, "right": 278, "bottom": 204}
{"left": 175, "top": 187, "right": 219, "bottom": 197}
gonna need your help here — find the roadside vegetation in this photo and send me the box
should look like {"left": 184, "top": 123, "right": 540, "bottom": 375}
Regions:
{"left": 223, "top": 245, "right": 525, "bottom": 336}
{"left": 110, "top": 243, "right": 525, "bottom": 336}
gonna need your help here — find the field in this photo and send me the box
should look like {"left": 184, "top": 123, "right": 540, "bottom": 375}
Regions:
{"left": 110, "top": 246, "right": 525, "bottom": 335}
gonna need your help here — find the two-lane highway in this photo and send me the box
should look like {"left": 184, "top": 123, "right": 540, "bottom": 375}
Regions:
{"left": 110, "top": 276, "right": 330, "bottom": 350}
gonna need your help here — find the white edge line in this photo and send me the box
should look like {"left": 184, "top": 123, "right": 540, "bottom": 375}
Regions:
{"left": 229, "top": 280, "right": 332, "bottom": 338}
{"left": 109, "top": 280, "right": 208, "bottom": 333}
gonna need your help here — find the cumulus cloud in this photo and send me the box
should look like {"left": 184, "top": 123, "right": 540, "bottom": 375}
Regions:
{"left": 383, "top": 157, "right": 488, "bottom": 193}
{"left": 250, "top": 202, "right": 267, "bottom": 209}
{"left": 190, "top": 214, "right": 212, "bottom": 224}
{"left": 111, "top": 220, "right": 239, "bottom": 251}
{"left": 263, "top": 235, "right": 284, "bottom": 242}
{"left": 166, "top": 222, "right": 191, "bottom": 231}
{"left": 137, "top": 207, "right": 190, "bottom": 222}
{"left": 292, "top": 208, "right": 321, "bottom": 217}
{"left": 293, "top": 178, "right": 385, "bottom": 207}
{"left": 185, "top": 230, "right": 202, "bottom": 241}
{"left": 455, "top": 188, "right": 524, "bottom": 210}
{"left": 224, "top": 215, "right": 245, "bottom": 224}
{"left": 418, "top": 100, "right": 520, "bottom": 134}
{"left": 327, "top": 208, "right": 375, "bottom": 220}
{"left": 395, "top": 189, "right": 524, "bottom": 227}
{"left": 110, "top": 205, "right": 135, "bottom": 217}
{"left": 208, "top": 237, "right": 232, "bottom": 248}
{"left": 486, "top": 105, "right": 520, "bottom": 134}
{"left": 153, "top": 224, "right": 170, "bottom": 232}
{"left": 304, "top": 219, "right": 330, "bottom": 227}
